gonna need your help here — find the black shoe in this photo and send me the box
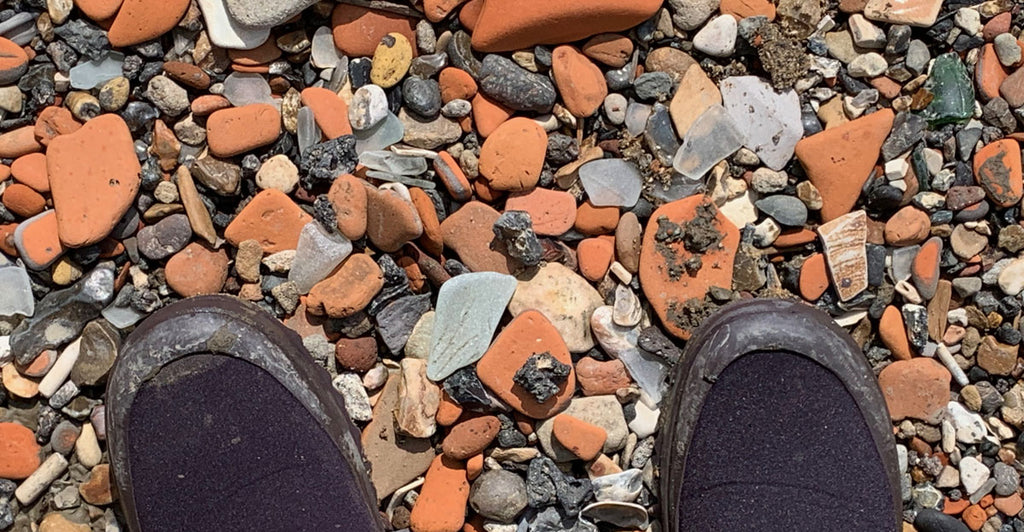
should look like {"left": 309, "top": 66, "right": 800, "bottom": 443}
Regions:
{"left": 657, "top": 298, "right": 902, "bottom": 532}
{"left": 106, "top": 295, "right": 384, "bottom": 532}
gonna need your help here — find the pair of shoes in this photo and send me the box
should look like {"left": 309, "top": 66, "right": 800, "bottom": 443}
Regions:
{"left": 106, "top": 296, "right": 903, "bottom": 531}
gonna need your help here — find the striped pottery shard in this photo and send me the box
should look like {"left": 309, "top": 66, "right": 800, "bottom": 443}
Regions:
{"left": 816, "top": 210, "right": 868, "bottom": 302}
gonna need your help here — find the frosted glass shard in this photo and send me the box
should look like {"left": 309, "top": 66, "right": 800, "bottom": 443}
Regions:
{"left": 355, "top": 112, "right": 405, "bottom": 154}
{"left": 70, "top": 53, "right": 125, "bottom": 90}
{"left": 223, "top": 72, "right": 274, "bottom": 107}
{"left": 311, "top": 26, "right": 343, "bottom": 69}
{"left": 720, "top": 76, "right": 802, "bottom": 171}
{"left": 364, "top": 171, "right": 437, "bottom": 189}
{"left": 289, "top": 222, "right": 353, "bottom": 294}
{"left": 359, "top": 150, "right": 428, "bottom": 176}
{"left": 297, "top": 106, "right": 320, "bottom": 156}
{"left": 672, "top": 104, "right": 743, "bottom": 180}
{"left": 579, "top": 159, "right": 642, "bottom": 208}
{"left": 0, "top": 265, "right": 34, "bottom": 317}
{"left": 625, "top": 101, "right": 651, "bottom": 137}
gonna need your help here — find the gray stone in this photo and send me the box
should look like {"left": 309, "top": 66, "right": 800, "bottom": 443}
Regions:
{"left": 331, "top": 373, "right": 373, "bottom": 422}
{"left": 591, "top": 306, "right": 668, "bottom": 404}
{"left": 427, "top": 272, "right": 518, "bottom": 381}
{"left": 536, "top": 395, "right": 628, "bottom": 462}
{"left": 376, "top": 294, "right": 431, "bottom": 355}
{"left": 993, "top": 461, "right": 1019, "bottom": 497}
{"left": 755, "top": 195, "right": 808, "bottom": 227}
{"left": 146, "top": 75, "right": 189, "bottom": 117}
{"left": 995, "top": 33, "right": 1022, "bottom": 67}
{"left": 469, "top": 470, "right": 528, "bottom": 523}
{"left": 668, "top": 0, "right": 719, "bottom": 30}
{"left": 137, "top": 214, "right": 192, "bottom": 260}
{"left": 478, "top": 54, "right": 556, "bottom": 113}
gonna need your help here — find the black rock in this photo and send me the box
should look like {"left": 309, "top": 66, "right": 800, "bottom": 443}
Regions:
{"left": 53, "top": 18, "right": 109, "bottom": 56}
{"left": 881, "top": 112, "right": 926, "bottom": 161}
{"left": 19, "top": 64, "right": 56, "bottom": 112}
{"left": 35, "top": 406, "right": 60, "bottom": 445}
{"left": 496, "top": 413, "right": 528, "bottom": 447}
{"left": 10, "top": 267, "right": 115, "bottom": 367}
{"left": 402, "top": 77, "right": 442, "bottom": 119}
{"left": 46, "top": 41, "right": 78, "bottom": 72}
{"left": 240, "top": 154, "right": 260, "bottom": 178}
{"left": 512, "top": 352, "right": 571, "bottom": 403}
{"left": 526, "top": 456, "right": 593, "bottom": 514}
{"left": 299, "top": 135, "right": 358, "bottom": 190}
{"left": 478, "top": 54, "right": 556, "bottom": 113}
{"left": 914, "top": 509, "right": 970, "bottom": 532}
{"left": 546, "top": 133, "right": 579, "bottom": 167}
{"left": 975, "top": 381, "right": 1004, "bottom": 415}
{"left": 408, "top": 53, "right": 448, "bottom": 78}
{"left": 605, "top": 64, "right": 633, "bottom": 92}
{"left": 885, "top": 25, "right": 912, "bottom": 56}
{"left": 493, "top": 211, "right": 544, "bottom": 267}
{"left": 443, "top": 367, "right": 496, "bottom": 408}
{"left": 375, "top": 294, "right": 432, "bottom": 355}
{"left": 866, "top": 244, "right": 886, "bottom": 287}
{"left": 349, "top": 57, "right": 372, "bottom": 88}
{"left": 313, "top": 195, "right": 337, "bottom": 234}
{"left": 0, "top": 478, "right": 15, "bottom": 500}
{"left": 366, "top": 283, "right": 413, "bottom": 317}
{"left": 638, "top": 326, "right": 682, "bottom": 365}
{"left": 121, "top": 101, "right": 161, "bottom": 134}
{"left": 443, "top": 259, "right": 471, "bottom": 277}
{"left": 533, "top": 46, "right": 552, "bottom": 68}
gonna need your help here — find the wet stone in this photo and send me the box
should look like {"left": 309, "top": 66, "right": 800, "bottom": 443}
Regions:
{"left": 492, "top": 211, "right": 544, "bottom": 268}
{"left": 10, "top": 267, "right": 114, "bottom": 366}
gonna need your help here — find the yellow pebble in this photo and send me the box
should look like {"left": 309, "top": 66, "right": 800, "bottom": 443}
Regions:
{"left": 370, "top": 32, "right": 413, "bottom": 89}
{"left": 51, "top": 257, "right": 82, "bottom": 286}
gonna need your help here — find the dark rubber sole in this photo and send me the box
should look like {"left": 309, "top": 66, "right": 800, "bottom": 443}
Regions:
{"left": 656, "top": 298, "right": 902, "bottom": 531}
{"left": 105, "top": 295, "right": 383, "bottom": 531}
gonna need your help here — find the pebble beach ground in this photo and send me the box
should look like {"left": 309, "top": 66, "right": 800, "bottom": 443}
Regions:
{"left": 1, "top": 0, "right": 1024, "bottom": 530}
